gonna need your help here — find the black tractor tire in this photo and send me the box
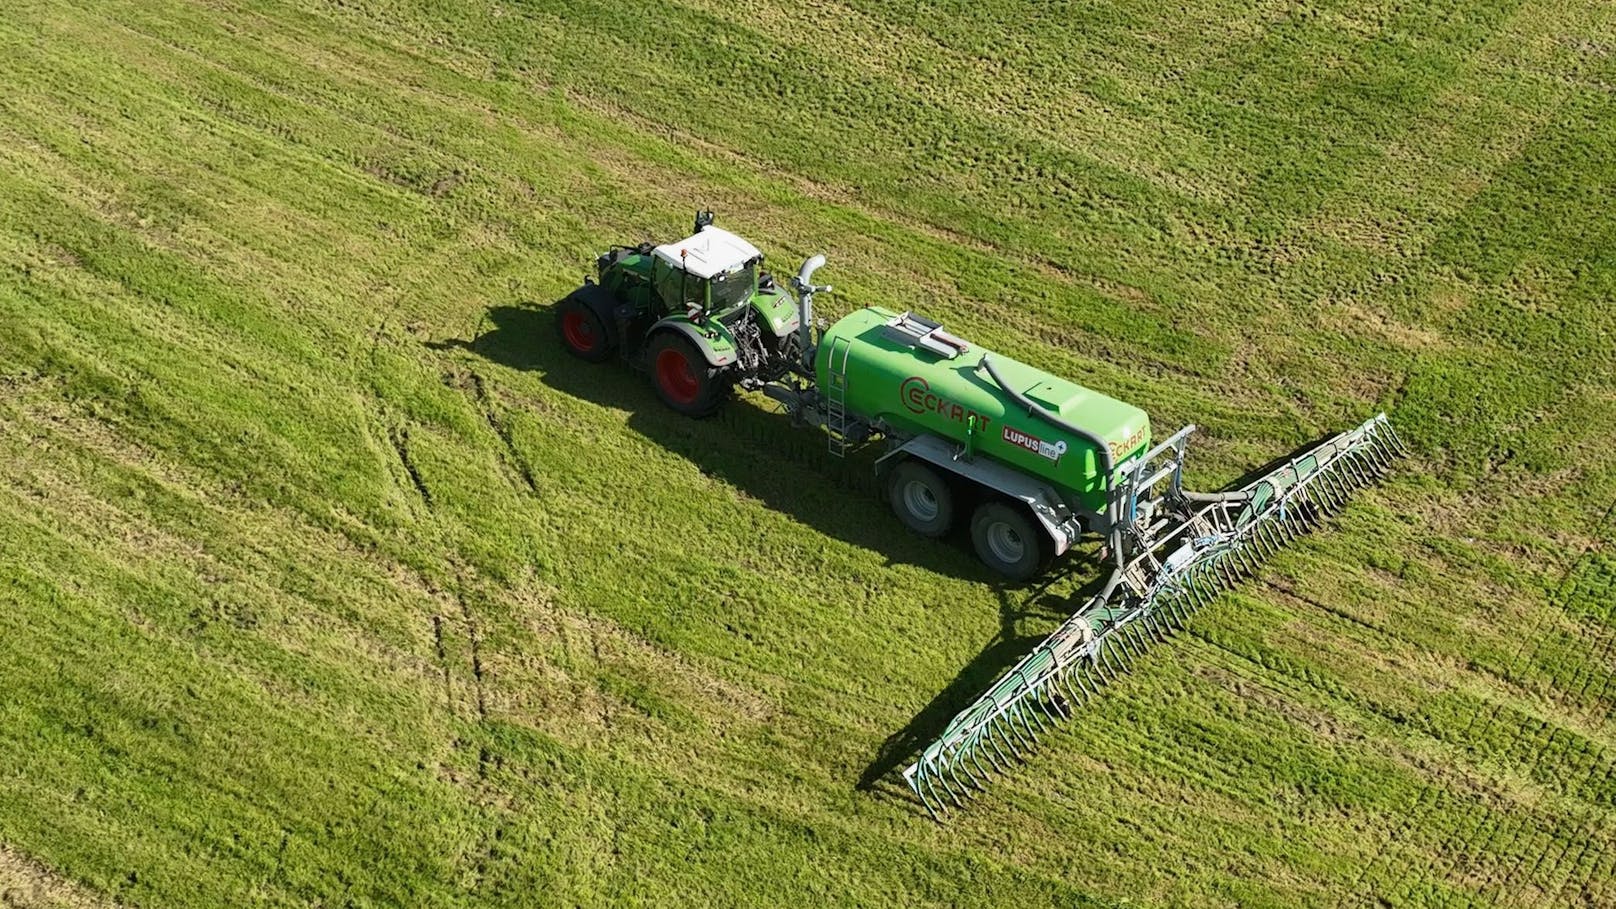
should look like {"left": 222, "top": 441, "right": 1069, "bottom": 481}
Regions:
{"left": 774, "top": 326, "right": 802, "bottom": 362}
{"left": 555, "top": 286, "right": 618, "bottom": 363}
{"left": 888, "top": 461, "right": 955, "bottom": 538}
{"left": 761, "top": 326, "right": 803, "bottom": 380}
{"left": 648, "top": 331, "right": 729, "bottom": 418}
{"left": 970, "top": 500, "right": 1049, "bottom": 581}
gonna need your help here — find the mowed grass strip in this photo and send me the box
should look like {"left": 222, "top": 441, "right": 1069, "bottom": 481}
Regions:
{"left": 1, "top": 0, "right": 1614, "bottom": 905}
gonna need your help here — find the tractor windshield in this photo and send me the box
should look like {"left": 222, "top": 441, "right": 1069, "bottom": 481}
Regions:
{"left": 707, "top": 262, "right": 756, "bottom": 311}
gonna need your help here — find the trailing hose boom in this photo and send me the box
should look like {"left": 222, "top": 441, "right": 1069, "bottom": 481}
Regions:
{"left": 901, "top": 413, "right": 1406, "bottom": 820}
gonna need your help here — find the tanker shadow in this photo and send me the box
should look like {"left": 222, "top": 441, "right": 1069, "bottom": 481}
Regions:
{"left": 437, "top": 303, "right": 1111, "bottom": 806}
{"left": 430, "top": 303, "right": 981, "bottom": 580}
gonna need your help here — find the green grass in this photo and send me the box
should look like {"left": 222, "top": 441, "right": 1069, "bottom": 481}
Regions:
{"left": 1, "top": 0, "right": 1614, "bottom": 905}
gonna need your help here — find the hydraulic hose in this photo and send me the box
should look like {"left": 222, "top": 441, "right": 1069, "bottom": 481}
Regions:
{"left": 979, "top": 354, "right": 1114, "bottom": 478}
{"left": 980, "top": 356, "right": 1253, "bottom": 514}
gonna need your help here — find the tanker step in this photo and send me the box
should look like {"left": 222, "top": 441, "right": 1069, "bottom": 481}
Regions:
{"left": 824, "top": 332, "right": 855, "bottom": 457}
{"left": 819, "top": 398, "right": 875, "bottom": 457}
{"left": 824, "top": 397, "right": 855, "bottom": 456}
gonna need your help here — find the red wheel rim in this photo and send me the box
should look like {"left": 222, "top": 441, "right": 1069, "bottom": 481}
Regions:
{"left": 655, "top": 347, "right": 700, "bottom": 405}
{"left": 561, "top": 311, "right": 596, "bottom": 352}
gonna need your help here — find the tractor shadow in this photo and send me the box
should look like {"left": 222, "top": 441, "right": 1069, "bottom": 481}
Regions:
{"left": 433, "top": 303, "right": 982, "bottom": 580}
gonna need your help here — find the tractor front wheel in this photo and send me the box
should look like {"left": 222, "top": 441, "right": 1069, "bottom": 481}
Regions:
{"left": 970, "top": 500, "right": 1048, "bottom": 581}
{"left": 555, "top": 288, "right": 616, "bottom": 363}
{"left": 888, "top": 461, "right": 954, "bottom": 538}
{"left": 648, "top": 332, "right": 728, "bottom": 417}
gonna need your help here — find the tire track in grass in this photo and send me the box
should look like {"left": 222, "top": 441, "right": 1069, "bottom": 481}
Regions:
{"left": 443, "top": 572, "right": 506, "bottom": 896}
{"left": 263, "top": 830, "right": 290, "bottom": 903}
{"left": 376, "top": 412, "right": 503, "bottom": 890}
{"left": 386, "top": 423, "right": 434, "bottom": 509}
{"left": 457, "top": 585, "right": 489, "bottom": 730}
{"left": 468, "top": 370, "right": 538, "bottom": 495}
{"left": 359, "top": 315, "right": 515, "bottom": 899}
{"left": 431, "top": 355, "right": 542, "bottom": 498}
{"left": 10, "top": 384, "right": 630, "bottom": 878}
{"left": 431, "top": 613, "right": 453, "bottom": 714}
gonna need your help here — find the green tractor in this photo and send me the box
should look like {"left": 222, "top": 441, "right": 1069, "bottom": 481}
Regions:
{"left": 555, "top": 211, "right": 806, "bottom": 416}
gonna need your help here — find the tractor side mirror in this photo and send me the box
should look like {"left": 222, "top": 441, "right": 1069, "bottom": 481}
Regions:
{"left": 694, "top": 209, "right": 714, "bottom": 233}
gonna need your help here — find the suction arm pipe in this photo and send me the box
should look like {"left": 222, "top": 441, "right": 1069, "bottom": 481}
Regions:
{"left": 978, "top": 354, "right": 1127, "bottom": 605}
{"left": 794, "top": 254, "right": 829, "bottom": 371}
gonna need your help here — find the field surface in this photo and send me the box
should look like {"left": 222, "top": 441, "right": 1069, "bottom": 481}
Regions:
{"left": 2, "top": 0, "right": 1615, "bottom": 906}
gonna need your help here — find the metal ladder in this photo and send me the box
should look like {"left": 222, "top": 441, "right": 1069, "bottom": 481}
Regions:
{"left": 824, "top": 336, "right": 853, "bottom": 457}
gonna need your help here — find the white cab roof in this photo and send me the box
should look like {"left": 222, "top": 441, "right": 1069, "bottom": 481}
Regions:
{"left": 652, "top": 226, "right": 761, "bottom": 279}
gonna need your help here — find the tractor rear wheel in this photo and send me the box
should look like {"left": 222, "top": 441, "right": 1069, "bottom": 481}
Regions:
{"left": 888, "top": 461, "right": 954, "bottom": 538}
{"left": 971, "top": 500, "right": 1047, "bottom": 581}
{"left": 555, "top": 288, "right": 616, "bottom": 363}
{"left": 648, "top": 332, "right": 728, "bottom": 417}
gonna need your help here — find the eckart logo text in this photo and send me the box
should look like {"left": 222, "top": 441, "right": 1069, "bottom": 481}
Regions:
{"left": 900, "top": 375, "right": 992, "bottom": 431}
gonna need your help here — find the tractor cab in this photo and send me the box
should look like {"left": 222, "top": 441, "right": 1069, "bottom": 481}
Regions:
{"left": 650, "top": 225, "right": 762, "bottom": 320}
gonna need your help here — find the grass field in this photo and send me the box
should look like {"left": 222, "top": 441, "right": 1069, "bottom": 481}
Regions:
{"left": 2, "top": 0, "right": 1614, "bottom": 905}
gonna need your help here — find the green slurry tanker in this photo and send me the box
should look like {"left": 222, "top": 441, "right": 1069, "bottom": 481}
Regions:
{"left": 558, "top": 214, "right": 1406, "bottom": 818}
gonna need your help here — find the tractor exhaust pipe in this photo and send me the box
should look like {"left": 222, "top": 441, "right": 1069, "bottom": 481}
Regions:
{"left": 794, "top": 254, "right": 829, "bottom": 370}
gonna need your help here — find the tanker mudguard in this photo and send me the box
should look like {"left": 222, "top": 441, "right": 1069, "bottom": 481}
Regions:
{"left": 878, "top": 433, "right": 1088, "bottom": 556}
{"left": 649, "top": 316, "right": 738, "bottom": 367}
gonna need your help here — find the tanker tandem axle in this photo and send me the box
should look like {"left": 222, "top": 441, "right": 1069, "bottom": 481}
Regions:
{"left": 555, "top": 214, "right": 1406, "bottom": 817}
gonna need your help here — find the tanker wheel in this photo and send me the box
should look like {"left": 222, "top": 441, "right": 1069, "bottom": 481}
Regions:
{"left": 888, "top": 461, "right": 954, "bottom": 538}
{"left": 648, "top": 332, "right": 728, "bottom": 418}
{"left": 971, "top": 500, "right": 1048, "bottom": 581}
{"left": 555, "top": 289, "right": 616, "bottom": 363}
